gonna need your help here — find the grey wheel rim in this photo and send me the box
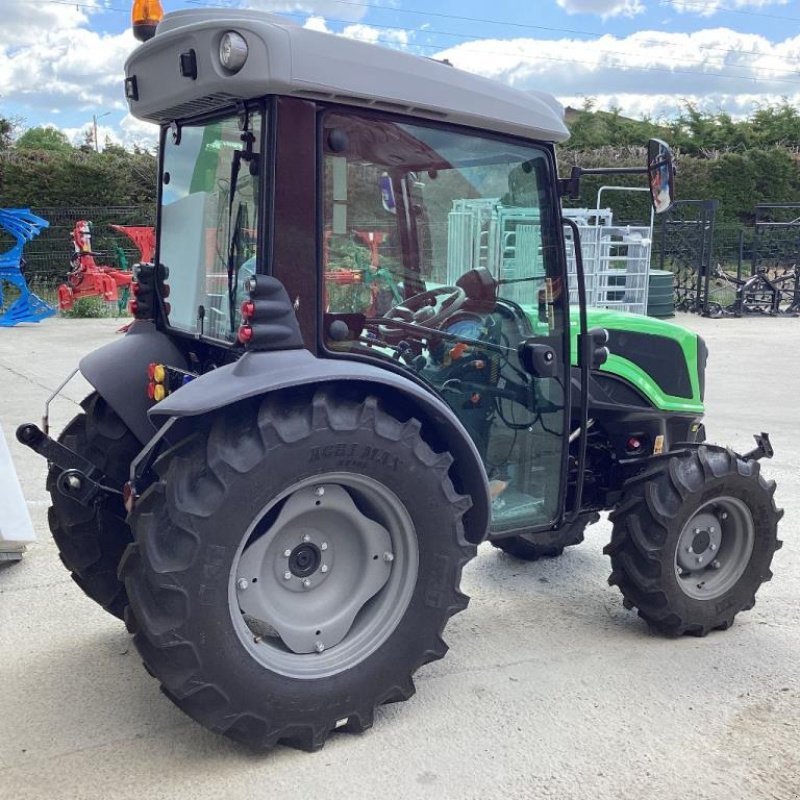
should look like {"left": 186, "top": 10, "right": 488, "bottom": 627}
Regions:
{"left": 228, "top": 472, "right": 419, "bottom": 679}
{"left": 674, "top": 496, "right": 755, "bottom": 600}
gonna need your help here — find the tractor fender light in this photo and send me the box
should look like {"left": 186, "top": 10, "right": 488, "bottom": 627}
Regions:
{"left": 147, "top": 362, "right": 157, "bottom": 381}
{"left": 132, "top": 0, "right": 164, "bottom": 43}
{"left": 129, "top": 300, "right": 139, "bottom": 315}
{"left": 626, "top": 436, "right": 644, "bottom": 453}
{"left": 219, "top": 31, "right": 248, "bottom": 73}
{"left": 152, "top": 364, "right": 166, "bottom": 384}
{"left": 238, "top": 324, "right": 254, "bottom": 344}
{"left": 241, "top": 300, "right": 255, "bottom": 320}
{"left": 147, "top": 381, "right": 156, "bottom": 400}
{"left": 123, "top": 481, "right": 138, "bottom": 514}
{"left": 131, "top": 282, "right": 140, "bottom": 297}
{"left": 153, "top": 384, "right": 167, "bottom": 402}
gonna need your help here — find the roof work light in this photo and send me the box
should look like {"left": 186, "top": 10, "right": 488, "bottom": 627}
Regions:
{"left": 132, "top": 0, "right": 164, "bottom": 42}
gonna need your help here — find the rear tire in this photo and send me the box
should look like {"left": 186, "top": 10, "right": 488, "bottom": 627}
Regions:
{"left": 121, "top": 390, "right": 476, "bottom": 751}
{"left": 491, "top": 512, "right": 599, "bottom": 561}
{"left": 605, "top": 446, "right": 782, "bottom": 636}
{"left": 47, "top": 393, "right": 139, "bottom": 619}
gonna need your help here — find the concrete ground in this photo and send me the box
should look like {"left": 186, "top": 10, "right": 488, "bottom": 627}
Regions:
{"left": 0, "top": 315, "right": 798, "bottom": 800}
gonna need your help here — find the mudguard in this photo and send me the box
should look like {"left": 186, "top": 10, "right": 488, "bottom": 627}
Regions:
{"left": 79, "top": 320, "right": 188, "bottom": 445}
{"left": 150, "top": 348, "right": 491, "bottom": 543}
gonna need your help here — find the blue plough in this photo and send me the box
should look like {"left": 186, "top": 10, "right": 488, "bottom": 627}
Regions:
{"left": 0, "top": 208, "right": 55, "bottom": 326}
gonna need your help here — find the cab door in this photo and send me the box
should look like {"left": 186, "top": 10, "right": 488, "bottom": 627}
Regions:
{"left": 320, "top": 111, "right": 570, "bottom": 533}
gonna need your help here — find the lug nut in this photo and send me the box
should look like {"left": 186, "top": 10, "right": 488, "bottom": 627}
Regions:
{"left": 709, "top": 526, "right": 715, "bottom": 534}
{"left": 283, "top": 549, "right": 292, "bottom": 558}
{"left": 314, "top": 486, "right": 325, "bottom": 497}
{"left": 383, "top": 552, "right": 395, "bottom": 563}
{"left": 696, "top": 556, "right": 703, "bottom": 564}
{"left": 710, "top": 543, "right": 717, "bottom": 551}
{"left": 694, "top": 528, "right": 701, "bottom": 535}
{"left": 711, "top": 560, "right": 721, "bottom": 569}
{"left": 236, "top": 578, "right": 249, "bottom": 591}
{"left": 720, "top": 512, "right": 728, "bottom": 520}
{"left": 320, "top": 564, "right": 329, "bottom": 573}
{"left": 67, "top": 474, "right": 82, "bottom": 490}
{"left": 314, "top": 641, "right": 325, "bottom": 653}
{"left": 283, "top": 571, "right": 292, "bottom": 580}
{"left": 686, "top": 546, "right": 694, "bottom": 554}
{"left": 321, "top": 542, "right": 328, "bottom": 551}
{"left": 302, "top": 534, "right": 311, "bottom": 543}
{"left": 302, "top": 578, "right": 312, "bottom": 589}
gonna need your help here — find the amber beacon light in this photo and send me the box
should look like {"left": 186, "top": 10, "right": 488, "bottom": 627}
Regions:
{"left": 132, "top": 0, "right": 164, "bottom": 42}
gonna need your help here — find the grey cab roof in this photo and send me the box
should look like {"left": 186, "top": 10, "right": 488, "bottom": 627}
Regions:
{"left": 125, "top": 8, "right": 569, "bottom": 143}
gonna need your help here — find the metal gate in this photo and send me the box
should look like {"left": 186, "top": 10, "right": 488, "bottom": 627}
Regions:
{"left": 657, "top": 199, "right": 718, "bottom": 315}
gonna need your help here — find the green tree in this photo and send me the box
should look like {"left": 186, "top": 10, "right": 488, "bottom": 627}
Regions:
{"left": 15, "top": 126, "right": 73, "bottom": 152}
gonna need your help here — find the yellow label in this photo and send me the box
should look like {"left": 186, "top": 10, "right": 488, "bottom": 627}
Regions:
{"left": 653, "top": 434, "right": 665, "bottom": 455}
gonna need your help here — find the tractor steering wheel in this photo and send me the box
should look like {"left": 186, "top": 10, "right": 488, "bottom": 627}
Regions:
{"left": 381, "top": 286, "right": 467, "bottom": 337}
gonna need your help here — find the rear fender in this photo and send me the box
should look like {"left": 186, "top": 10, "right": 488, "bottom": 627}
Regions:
{"left": 79, "top": 320, "right": 188, "bottom": 445}
{"left": 149, "top": 349, "right": 491, "bottom": 543}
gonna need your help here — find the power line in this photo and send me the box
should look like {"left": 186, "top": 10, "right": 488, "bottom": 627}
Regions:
{"left": 658, "top": 0, "right": 800, "bottom": 23}
{"left": 18, "top": 0, "right": 800, "bottom": 84}
{"left": 181, "top": 0, "right": 800, "bottom": 70}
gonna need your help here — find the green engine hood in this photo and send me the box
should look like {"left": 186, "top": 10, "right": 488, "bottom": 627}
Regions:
{"left": 572, "top": 308, "right": 705, "bottom": 414}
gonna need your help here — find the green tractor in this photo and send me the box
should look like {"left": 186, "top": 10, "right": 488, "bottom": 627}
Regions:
{"left": 18, "top": 7, "right": 782, "bottom": 751}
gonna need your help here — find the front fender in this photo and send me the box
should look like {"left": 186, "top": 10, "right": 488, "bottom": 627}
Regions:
{"left": 79, "top": 320, "right": 188, "bottom": 445}
{"left": 150, "top": 349, "right": 491, "bottom": 543}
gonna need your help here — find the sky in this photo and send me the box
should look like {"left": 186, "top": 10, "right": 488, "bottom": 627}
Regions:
{"left": 1, "top": 0, "right": 799, "bottom": 150}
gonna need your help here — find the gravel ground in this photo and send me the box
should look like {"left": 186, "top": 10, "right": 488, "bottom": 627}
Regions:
{"left": 0, "top": 314, "right": 798, "bottom": 800}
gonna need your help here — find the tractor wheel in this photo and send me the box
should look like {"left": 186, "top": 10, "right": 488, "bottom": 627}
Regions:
{"left": 605, "top": 446, "right": 782, "bottom": 636}
{"left": 491, "top": 512, "right": 599, "bottom": 561}
{"left": 120, "top": 390, "right": 476, "bottom": 751}
{"left": 47, "top": 393, "right": 140, "bottom": 619}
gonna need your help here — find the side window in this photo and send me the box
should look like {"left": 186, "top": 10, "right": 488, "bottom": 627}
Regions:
{"left": 160, "top": 111, "right": 262, "bottom": 341}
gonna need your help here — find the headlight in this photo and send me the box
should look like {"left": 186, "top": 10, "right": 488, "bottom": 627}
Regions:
{"left": 219, "top": 31, "right": 248, "bottom": 73}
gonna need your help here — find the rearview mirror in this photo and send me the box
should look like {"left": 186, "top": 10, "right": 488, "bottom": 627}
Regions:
{"left": 647, "top": 139, "right": 675, "bottom": 214}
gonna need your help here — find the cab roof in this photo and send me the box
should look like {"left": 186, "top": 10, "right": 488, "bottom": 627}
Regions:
{"left": 125, "top": 9, "right": 569, "bottom": 143}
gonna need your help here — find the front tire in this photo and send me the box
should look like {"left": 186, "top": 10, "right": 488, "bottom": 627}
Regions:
{"left": 605, "top": 446, "right": 782, "bottom": 636}
{"left": 491, "top": 512, "right": 599, "bottom": 561}
{"left": 121, "top": 389, "right": 476, "bottom": 751}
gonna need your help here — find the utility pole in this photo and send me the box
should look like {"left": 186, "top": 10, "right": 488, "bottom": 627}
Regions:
{"left": 92, "top": 112, "right": 111, "bottom": 152}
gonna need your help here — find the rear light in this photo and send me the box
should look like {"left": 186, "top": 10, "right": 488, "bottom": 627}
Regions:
{"left": 238, "top": 324, "right": 254, "bottom": 344}
{"left": 129, "top": 300, "right": 139, "bottom": 315}
{"left": 241, "top": 300, "right": 255, "bottom": 320}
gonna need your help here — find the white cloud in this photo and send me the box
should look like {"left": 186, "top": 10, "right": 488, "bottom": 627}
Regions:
{"left": 557, "top": 0, "right": 645, "bottom": 17}
{"left": 669, "top": 0, "right": 789, "bottom": 17}
{"left": 0, "top": 1, "right": 137, "bottom": 116}
{"left": 302, "top": 16, "right": 409, "bottom": 48}
{"left": 435, "top": 27, "right": 800, "bottom": 120}
{"left": 240, "top": 0, "right": 367, "bottom": 22}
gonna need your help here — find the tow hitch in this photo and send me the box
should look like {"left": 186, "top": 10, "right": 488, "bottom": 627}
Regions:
{"left": 743, "top": 432, "right": 774, "bottom": 462}
{"left": 15, "top": 423, "right": 119, "bottom": 506}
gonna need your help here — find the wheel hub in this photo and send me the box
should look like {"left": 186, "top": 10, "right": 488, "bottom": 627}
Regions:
{"left": 674, "top": 497, "right": 755, "bottom": 600}
{"left": 288, "top": 542, "right": 321, "bottom": 578}
{"left": 234, "top": 483, "right": 395, "bottom": 654}
{"left": 676, "top": 511, "right": 721, "bottom": 571}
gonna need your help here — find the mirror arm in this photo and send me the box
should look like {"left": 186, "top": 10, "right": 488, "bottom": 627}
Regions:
{"left": 558, "top": 165, "right": 648, "bottom": 200}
